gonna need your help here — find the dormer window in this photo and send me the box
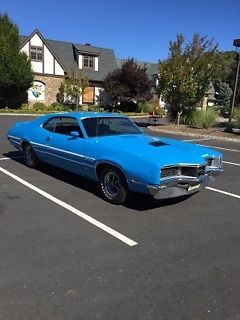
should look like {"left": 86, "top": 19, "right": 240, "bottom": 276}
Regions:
{"left": 83, "top": 55, "right": 94, "bottom": 69}
{"left": 30, "top": 46, "right": 43, "bottom": 61}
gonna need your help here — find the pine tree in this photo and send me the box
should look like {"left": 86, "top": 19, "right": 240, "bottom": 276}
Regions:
{"left": 0, "top": 13, "right": 33, "bottom": 106}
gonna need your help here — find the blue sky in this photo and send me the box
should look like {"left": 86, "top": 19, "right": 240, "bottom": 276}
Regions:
{"left": 1, "top": 0, "right": 239, "bottom": 62}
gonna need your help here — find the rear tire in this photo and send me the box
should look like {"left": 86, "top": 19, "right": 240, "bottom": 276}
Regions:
{"left": 23, "top": 143, "right": 39, "bottom": 168}
{"left": 99, "top": 167, "right": 127, "bottom": 204}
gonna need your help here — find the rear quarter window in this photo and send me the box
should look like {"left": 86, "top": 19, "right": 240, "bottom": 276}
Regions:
{"left": 42, "top": 117, "right": 61, "bottom": 132}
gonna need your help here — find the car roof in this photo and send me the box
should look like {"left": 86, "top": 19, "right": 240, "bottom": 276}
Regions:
{"left": 42, "top": 111, "right": 127, "bottom": 120}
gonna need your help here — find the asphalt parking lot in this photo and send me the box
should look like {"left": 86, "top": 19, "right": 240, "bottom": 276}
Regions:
{"left": 1, "top": 115, "right": 240, "bottom": 320}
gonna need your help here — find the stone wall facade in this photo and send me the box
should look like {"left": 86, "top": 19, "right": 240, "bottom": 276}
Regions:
{"left": 31, "top": 74, "right": 64, "bottom": 106}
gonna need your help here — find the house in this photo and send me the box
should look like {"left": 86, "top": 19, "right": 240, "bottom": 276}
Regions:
{"left": 19, "top": 29, "right": 118, "bottom": 106}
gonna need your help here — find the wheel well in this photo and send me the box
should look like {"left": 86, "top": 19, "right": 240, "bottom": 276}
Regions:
{"left": 96, "top": 163, "right": 128, "bottom": 187}
{"left": 21, "top": 140, "right": 29, "bottom": 150}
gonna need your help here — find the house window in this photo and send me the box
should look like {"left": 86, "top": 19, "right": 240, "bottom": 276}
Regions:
{"left": 83, "top": 56, "right": 94, "bottom": 69}
{"left": 30, "top": 46, "right": 43, "bottom": 61}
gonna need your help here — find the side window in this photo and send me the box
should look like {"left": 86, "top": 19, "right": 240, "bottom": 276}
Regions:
{"left": 61, "top": 117, "right": 83, "bottom": 137}
{"left": 43, "top": 117, "right": 61, "bottom": 132}
{"left": 82, "top": 118, "right": 97, "bottom": 137}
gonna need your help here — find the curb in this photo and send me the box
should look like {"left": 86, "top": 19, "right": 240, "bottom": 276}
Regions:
{"left": 147, "top": 126, "right": 240, "bottom": 143}
{"left": 0, "top": 113, "right": 41, "bottom": 116}
{"left": 0, "top": 113, "right": 148, "bottom": 118}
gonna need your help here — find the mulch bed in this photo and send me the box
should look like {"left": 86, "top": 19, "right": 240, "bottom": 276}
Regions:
{"left": 149, "top": 124, "right": 240, "bottom": 140}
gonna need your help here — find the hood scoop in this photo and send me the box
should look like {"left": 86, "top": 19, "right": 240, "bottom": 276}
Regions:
{"left": 149, "top": 140, "right": 168, "bottom": 147}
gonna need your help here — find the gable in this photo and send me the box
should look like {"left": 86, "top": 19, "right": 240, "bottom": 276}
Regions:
{"left": 19, "top": 30, "right": 65, "bottom": 76}
{"left": 19, "top": 30, "right": 119, "bottom": 82}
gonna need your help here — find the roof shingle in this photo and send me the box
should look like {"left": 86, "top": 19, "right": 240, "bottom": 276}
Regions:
{"left": 19, "top": 34, "right": 118, "bottom": 82}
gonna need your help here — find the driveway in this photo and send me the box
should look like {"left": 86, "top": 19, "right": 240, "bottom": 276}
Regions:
{"left": 0, "top": 115, "right": 240, "bottom": 320}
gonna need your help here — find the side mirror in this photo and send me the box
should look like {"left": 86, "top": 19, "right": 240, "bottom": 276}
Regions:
{"left": 70, "top": 131, "right": 79, "bottom": 138}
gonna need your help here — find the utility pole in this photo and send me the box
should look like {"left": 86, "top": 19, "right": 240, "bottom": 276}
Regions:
{"left": 229, "top": 39, "right": 240, "bottom": 124}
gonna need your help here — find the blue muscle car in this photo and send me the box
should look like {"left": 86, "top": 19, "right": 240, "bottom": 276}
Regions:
{"left": 7, "top": 112, "right": 223, "bottom": 204}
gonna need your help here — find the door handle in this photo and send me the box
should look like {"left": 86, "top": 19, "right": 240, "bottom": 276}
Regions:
{"left": 46, "top": 136, "right": 52, "bottom": 142}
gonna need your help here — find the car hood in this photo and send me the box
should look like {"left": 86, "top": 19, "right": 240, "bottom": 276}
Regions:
{"left": 97, "top": 134, "right": 221, "bottom": 166}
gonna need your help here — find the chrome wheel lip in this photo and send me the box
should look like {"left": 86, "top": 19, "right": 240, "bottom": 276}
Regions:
{"left": 103, "top": 172, "right": 120, "bottom": 198}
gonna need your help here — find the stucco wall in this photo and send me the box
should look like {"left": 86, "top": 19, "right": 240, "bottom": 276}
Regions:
{"left": 20, "top": 33, "right": 64, "bottom": 76}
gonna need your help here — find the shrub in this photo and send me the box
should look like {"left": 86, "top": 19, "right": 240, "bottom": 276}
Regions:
{"left": 188, "top": 108, "right": 218, "bottom": 129}
{"left": 156, "top": 108, "right": 166, "bottom": 118}
{"left": 180, "top": 114, "right": 188, "bottom": 124}
{"left": 139, "top": 102, "right": 154, "bottom": 114}
{"left": 139, "top": 99, "right": 166, "bottom": 117}
{"left": 49, "top": 102, "right": 69, "bottom": 112}
{"left": 118, "top": 101, "right": 138, "bottom": 112}
{"left": 88, "top": 104, "right": 100, "bottom": 112}
{"left": 179, "top": 107, "right": 197, "bottom": 125}
{"left": 233, "top": 108, "right": 240, "bottom": 129}
{"left": 32, "top": 102, "right": 47, "bottom": 112}
{"left": 20, "top": 103, "right": 30, "bottom": 111}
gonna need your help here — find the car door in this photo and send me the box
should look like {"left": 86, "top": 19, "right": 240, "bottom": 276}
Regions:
{"left": 42, "top": 116, "right": 85, "bottom": 175}
{"left": 36, "top": 116, "right": 61, "bottom": 162}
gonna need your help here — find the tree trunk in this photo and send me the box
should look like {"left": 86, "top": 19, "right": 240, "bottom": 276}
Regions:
{"left": 177, "top": 110, "right": 183, "bottom": 125}
{"left": 76, "top": 96, "right": 79, "bottom": 111}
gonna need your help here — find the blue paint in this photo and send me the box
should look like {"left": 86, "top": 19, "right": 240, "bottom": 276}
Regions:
{"left": 8, "top": 112, "right": 223, "bottom": 197}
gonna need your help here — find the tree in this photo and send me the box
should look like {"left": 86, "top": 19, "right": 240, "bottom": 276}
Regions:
{"left": 0, "top": 13, "right": 33, "bottom": 106}
{"left": 224, "top": 52, "right": 240, "bottom": 107}
{"left": 103, "top": 59, "right": 152, "bottom": 111}
{"left": 57, "top": 69, "right": 89, "bottom": 110}
{"left": 158, "top": 34, "right": 220, "bottom": 123}
{"left": 215, "top": 51, "right": 236, "bottom": 83}
{"left": 214, "top": 81, "right": 233, "bottom": 116}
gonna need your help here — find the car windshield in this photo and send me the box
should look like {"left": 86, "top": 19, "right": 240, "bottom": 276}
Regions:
{"left": 82, "top": 117, "right": 142, "bottom": 137}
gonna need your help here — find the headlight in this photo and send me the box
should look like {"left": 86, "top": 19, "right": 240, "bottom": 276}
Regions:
{"left": 212, "top": 157, "right": 222, "bottom": 168}
{"left": 206, "top": 157, "right": 222, "bottom": 168}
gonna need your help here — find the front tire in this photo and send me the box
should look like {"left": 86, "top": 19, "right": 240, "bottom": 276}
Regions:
{"left": 99, "top": 167, "right": 128, "bottom": 204}
{"left": 23, "top": 143, "right": 39, "bottom": 168}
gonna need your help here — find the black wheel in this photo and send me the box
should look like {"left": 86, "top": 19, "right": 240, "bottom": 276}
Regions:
{"left": 23, "top": 143, "right": 39, "bottom": 168}
{"left": 99, "top": 167, "right": 128, "bottom": 204}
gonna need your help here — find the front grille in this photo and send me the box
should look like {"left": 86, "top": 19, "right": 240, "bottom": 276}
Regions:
{"left": 181, "top": 167, "right": 199, "bottom": 177}
{"left": 161, "top": 167, "right": 180, "bottom": 178}
{"left": 198, "top": 166, "right": 206, "bottom": 176}
{"left": 161, "top": 165, "right": 206, "bottom": 178}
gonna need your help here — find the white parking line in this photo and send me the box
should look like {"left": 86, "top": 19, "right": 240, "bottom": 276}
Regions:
{"left": 223, "top": 161, "right": 240, "bottom": 167}
{"left": 0, "top": 156, "right": 23, "bottom": 161}
{"left": 184, "top": 138, "right": 213, "bottom": 142}
{"left": 182, "top": 140, "right": 240, "bottom": 152}
{"left": 200, "top": 145, "right": 240, "bottom": 153}
{"left": 0, "top": 166, "right": 138, "bottom": 247}
{"left": 206, "top": 187, "right": 240, "bottom": 200}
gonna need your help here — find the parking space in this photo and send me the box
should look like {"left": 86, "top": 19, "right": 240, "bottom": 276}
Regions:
{"left": 1, "top": 115, "right": 240, "bottom": 319}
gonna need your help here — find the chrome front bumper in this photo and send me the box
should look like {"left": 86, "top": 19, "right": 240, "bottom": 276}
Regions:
{"left": 147, "top": 169, "right": 222, "bottom": 200}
